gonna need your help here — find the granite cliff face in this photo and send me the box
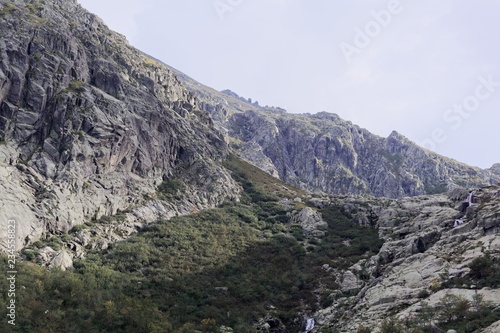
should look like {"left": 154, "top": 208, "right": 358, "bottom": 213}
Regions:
{"left": 167, "top": 76, "right": 500, "bottom": 198}
{"left": 0, "top": 0, "right": 240, "bottom": 253}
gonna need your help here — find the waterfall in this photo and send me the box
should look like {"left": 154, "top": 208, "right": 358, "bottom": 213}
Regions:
{"left": 467, "top": 191, "right": 476, "bottom": 205}
{"left": 304, "top": 318, "right": 315, "bottom": 332}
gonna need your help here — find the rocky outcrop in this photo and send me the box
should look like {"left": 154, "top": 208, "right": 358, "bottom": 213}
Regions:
{"left": 1, "top": 3, "right": 499, "bottom": 332}
{"left": 0, "top": 0, "right": 240, "bottom": 253}
{"left": 290, "top": 207, "right": 328, "bottom": 238}
{"left": 488, "top": 163, "right": 500, "bottom": 177}
{"left": 167, "top": 74, "right": 500, "bottom": 198}
{"left": 481, "top": 320, "right": 500, "bottom": 333}
{"left": 225, "top": 111, "right": 498, "bottom": 198}
{"left": 38, "top": 246, "right": 73, "bottom": 271}
{"left": 315, "top": 185, "right": 500, "bottom": 332}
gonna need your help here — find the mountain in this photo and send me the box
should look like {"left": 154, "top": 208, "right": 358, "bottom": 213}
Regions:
{"left": 1, "top": 1, "right": 500, "bottom": 333}
{"left": 164, "top": 70, "right": 500, "bottom": 199}
{"left": 0, "top": 0, "right": 239, "bottom": 251}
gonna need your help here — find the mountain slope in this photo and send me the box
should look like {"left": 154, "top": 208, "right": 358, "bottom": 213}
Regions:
{"left": 0, "top": 0, "right": 239, "bottom": 252}
{"left": 3, "top": 152, "right": 500, "bottom": 333}
{"left": 1, "top": 1, "right": 500, "bottom": 333}
{"left": 316, "top": 185, "right": 500, "bottom": 332}
{"left": 163, "top": 71, "right": 500, "bottom": 198}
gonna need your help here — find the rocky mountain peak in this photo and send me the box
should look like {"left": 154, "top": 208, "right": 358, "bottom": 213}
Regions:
{"left": 170, "top": 69, "right": 500, "bottom": 198}
{"left": 387, "top": 129, "right": 406, "bottom": 140}
{"left": 489, "top": 162, "right": 500, "bottom": 175}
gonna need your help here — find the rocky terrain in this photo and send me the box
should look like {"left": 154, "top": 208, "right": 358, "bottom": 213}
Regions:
{"left": 310, "top": 185, "right": 500, "bottom": 332}
{"left": 0, "top": 0, "right": 240, "bottom": 253}
{"left": 167, "top": 75, "right": 500, "bottom": 198}
{"left": 1, "top": 1, "right": 500, "bottom": 333}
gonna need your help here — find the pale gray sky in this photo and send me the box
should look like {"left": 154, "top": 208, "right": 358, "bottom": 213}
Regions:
{"left": 77, "top": 0, "right": 500, "bottom": 169}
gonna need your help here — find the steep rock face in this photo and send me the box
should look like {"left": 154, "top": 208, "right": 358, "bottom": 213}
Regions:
{"left": 0, "top": 0, "right": 240, "bottom": 251}
{"left": 165, "top": 72, "right": 500, "bottom": 198}
{"left": 488, "top": 163, "right": 500, "bottom": 176}
{"left": 226, "top": 110, "right": 498, "bottom": 198}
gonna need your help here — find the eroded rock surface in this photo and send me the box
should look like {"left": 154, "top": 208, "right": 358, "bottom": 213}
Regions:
{"left": 172, "top": 79, "right": 500, "bottom": 198}
{"left": 315, "top": 185, "right": 500, "bottom": 332}
{"left": 0, "top": 0, "right": 240, "bottom": 254}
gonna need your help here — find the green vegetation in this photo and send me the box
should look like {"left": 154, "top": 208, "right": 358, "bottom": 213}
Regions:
{"left": 157, "top": 178, "right": 185, "bottom": 200}
{"left": 142, "top": 55, "right": 162, "bottom": 68}
{"left": 356, "top": 325, "right": 372, "bottom": 333}
{"left": 0, "top": 155, "right": 385, "bottom": 332}
{"left": 62, "top": 80, "right": 86, "bottom": 94}
{"left": 376, "top": 293, "right": 499, "bottom": 333}
{"left": 314, "top": 206, "right": 384, "bottom": 269}
{"left": 224, "top": 153, "right": 306, "bottom": 202}
{"left": 443, "top": 254, "right": 500, "bottom": 289}
{"left": 424, "top": 181, "right": 448, "bottom": 195}
{"left": 0, "top": 3, "right": 18, "bottom": 17}
{"left": 26, "top": 2, "right": 44, "bottom": 14}
{"left": 0, "top": 256, "right": 172, "bottom": 333}
{"left": 379, "top": 317, "right": 406, "bottom": 333}
{"left": 468, "top": 254, "right": 500, "bottom": 286}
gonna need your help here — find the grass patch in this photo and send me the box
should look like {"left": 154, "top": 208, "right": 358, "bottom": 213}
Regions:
{"left": 0, "top": 3, "right": 18, "bottom": 17}
{"left": 62, "top": 80, "right": 86, "bottom": 94}
{"left": 224, "top": 153, "right": 306, "bottom": 201}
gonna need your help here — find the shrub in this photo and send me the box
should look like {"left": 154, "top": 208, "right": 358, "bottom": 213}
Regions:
{"left": 438, "top": 294, "right": 471, "bottom": 322}
{"left": 65, "top": 80, "right": 86, "bottom": 93}
{"left": 157, "top": 178, "right": 185, "bottom": 198}
{"left": 379, "top": 317, "right": 405, "bottom": 333}
{"left": 357, "top": 325, "right": 371, "bottom": 333}
{"left": 0, "top": 3, "right": 17, "bottom": 17}
{"left": 70, "top": 224, "right": 86, "bottom": 233}
{"left": 469, "top": 255, "right": 493, "bottom": 279}
{"left": 22, "top": 249, "right": 37, "bottom": 261}
{"left": 47, "top": 241, "right": 61, "bottom": 251}
{"left": 417, "top": 289, "right": 430, "bottom": 299}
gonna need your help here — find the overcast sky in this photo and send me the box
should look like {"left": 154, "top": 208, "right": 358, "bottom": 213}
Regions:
{"left": 77, "top": 0, "right": 499, "bottom": 169}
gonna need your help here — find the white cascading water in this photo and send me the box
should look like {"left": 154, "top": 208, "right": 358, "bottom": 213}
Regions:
{"left": 304, "top": 318, "right": 314, "bottom": 332}
{"left": 467, "top": 191, "right": 476, "bottom": 205}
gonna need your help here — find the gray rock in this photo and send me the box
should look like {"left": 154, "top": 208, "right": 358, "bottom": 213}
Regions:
{"left": 316, "top": 185, "right": 500, "bottom": 332}
{"left": 340, "top": 270, "right": 361, "bottom": 292}
{"left": 0, "top": 0, "right": 240, "bottom": 254}
{"left": 38, "top": 247, "right": 73, "bottom": 271}
{"left": 174, "top": 72, "right": 500, "bottom": 198}
{"left": 290, "top": 207, "right": 328, "bottom": 238}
